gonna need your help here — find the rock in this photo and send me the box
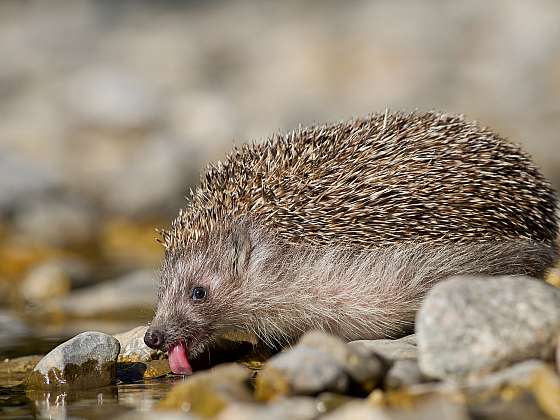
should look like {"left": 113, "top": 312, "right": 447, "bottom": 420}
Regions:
{"left": 298, "top": 331, "right": 386, "bottom": 391}
{"left": 158, "top": 364, "right": 252, "bottom": 417}
{"left": 14, "top": 193, "right": 97, "bottom": 247}
{"left": 255, "top": 346, "right": 348, "bottom": 400}
{"left": 114, "top": 325, "right": 160, "bottom": 363}
{"left": 216, "top": 397, "right": 319, "bottom": 420}
{"left": 116, "top": 359, "right": 170, "bottom": 383}
{"left": 20, "top": 262, "right": 71, "bottom": 304}
{"left": 417, "top": 276, "right": 560, "bottom": 379}
{"left": 349, "top": 335, "right": 417, "bottom": 361}
{"left": 45, "top": 270, "right": 157, "bottom": 319}
{"left": 26, "top": 331, "right": 120, "bottom": 389}
{"left": 0, "top": 355, "right": 42, "bottom": 387}
{"left": 462, "top": 360, "right": 560, "bottom": 420}
{"left": 385, "top": 359, "right": 430, "bottom": 390}
{"left": 116, "top": 411, "right": 198, "bottom": 420}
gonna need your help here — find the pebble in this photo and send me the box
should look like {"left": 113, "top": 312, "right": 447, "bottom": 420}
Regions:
{"left": 349, "top": 334, "right": 417, "bottom": 361}
{"left": 114, "top": 325, "right": 160, "bottom": 363}
{"left": 385, "top": 359, "right": 430, "bottom": 390}
{"left": 417, "top": 276, "right": 560, "bottom": 379}
{"left": 26, "top": 331, "right": 120, "bottom": 389}
{"left": 158, "top": 364, "right": 252, "bottom": 417}
{"left": 256, "top": 346, "right": 348, "bottom": 400}
{"left": 298, "top": 331, "right": 386, "bottom": 391}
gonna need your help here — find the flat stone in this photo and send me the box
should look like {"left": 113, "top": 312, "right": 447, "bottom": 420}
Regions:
{"left": 158, "top": 364, "right": 252, "bottom": 417}
{"left": 385, "top": 359, "right": 430, "bottom": 390}
{"left": 0, "top": 355, "right": 42, "bottom": 387}
{"left": 26, "top": 331, "right": 120, "bottom": 390}
{"left": 255, "top": 346, "right": 348, "bottom": 400}
{"left": 348, "top": 335, "right": 417, "bottom": 361}
{"left": 298, "top": 331, "right": 386, "bottom": 392}
{"left": 417, "top": 276, "right": 560, "bottom": 379}
{"left": 114, "top": 325, "right": 160, "bottom": 362}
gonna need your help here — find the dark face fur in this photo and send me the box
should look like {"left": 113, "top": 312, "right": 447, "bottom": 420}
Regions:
{"left": 144, "top": 226, "right": 252, "bottom": 364}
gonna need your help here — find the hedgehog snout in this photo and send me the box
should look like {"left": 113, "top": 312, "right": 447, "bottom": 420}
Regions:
{"left": 144, "top": 327, "right": 166, "bottom": 350}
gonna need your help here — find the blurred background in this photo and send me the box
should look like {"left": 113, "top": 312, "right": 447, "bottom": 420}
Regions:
{"left": 1, "top": 0, "right": 559, "bottom": 355}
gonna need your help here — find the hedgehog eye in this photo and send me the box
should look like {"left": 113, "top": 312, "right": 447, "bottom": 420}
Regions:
{"left": 191, "top": 287, "right": 207, "bottom": 301}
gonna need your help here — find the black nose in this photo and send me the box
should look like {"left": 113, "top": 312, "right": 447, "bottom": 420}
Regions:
{"left": 144, "top": 328, "right": 165, "bottom": 349}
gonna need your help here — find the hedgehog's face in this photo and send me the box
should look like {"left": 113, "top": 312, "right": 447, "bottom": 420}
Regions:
{"left": 144, "top": 227, "right": 252, "bottom": 375}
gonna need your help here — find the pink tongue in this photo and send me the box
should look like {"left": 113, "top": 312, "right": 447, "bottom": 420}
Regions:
{"left": 168, "top": 342, "right": 193, "bottom": 375}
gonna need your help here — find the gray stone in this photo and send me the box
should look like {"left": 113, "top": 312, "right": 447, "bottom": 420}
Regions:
{"left": 114, "top": 325, "right": 160, "bottom": 362}
{"left": 258, "top": 346, "right": 349, "bottom": 397}
{"left": 47, "top": 270, "right": 156, "bottom": 318}
{"left": 217, "top": 397, "right": 319, "bottom": 420}
{"left": 417, "top": 276, "right": 560, "bottom": 379}
{"left": 385, "top": 359, "right": 430, "bottom": 389}
{"left": 298, "top": 331, "right": 385, "bottom": 389}
{"left": 349, "top": 335, "right": 417, "bottom": 361}
{"left": 26, "top": 331, "right": 120, "bottom": 389}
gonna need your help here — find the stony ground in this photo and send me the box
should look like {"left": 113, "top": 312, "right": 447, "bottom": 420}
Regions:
{"left": 2, "top": 274, "right": 560, "bottom": 419}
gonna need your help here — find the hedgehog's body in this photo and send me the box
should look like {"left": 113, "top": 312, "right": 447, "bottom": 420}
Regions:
{"left": 146, "top": 111, "right": 558, "bottom": 375}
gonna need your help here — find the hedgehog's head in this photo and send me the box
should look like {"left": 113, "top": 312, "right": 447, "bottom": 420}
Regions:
{"left": 144, "top": 223, "right": 254, "bottom": 375}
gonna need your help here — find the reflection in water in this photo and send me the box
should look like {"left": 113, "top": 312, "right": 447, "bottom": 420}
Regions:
{"left": 15, "top": 379, "right": 180, "bottom": 419}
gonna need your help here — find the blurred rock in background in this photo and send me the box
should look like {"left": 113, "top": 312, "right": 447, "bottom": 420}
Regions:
{"left": 0, "top": 0, "right": 559, "bottom": 348}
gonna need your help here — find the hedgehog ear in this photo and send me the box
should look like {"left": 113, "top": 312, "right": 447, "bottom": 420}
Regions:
{"left": 231, "top": 229, "right": 251, "bottom": 278}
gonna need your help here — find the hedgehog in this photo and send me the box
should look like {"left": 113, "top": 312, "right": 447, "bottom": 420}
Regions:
{"left": 144, "top": 111, "right": 558, "bottom": 375}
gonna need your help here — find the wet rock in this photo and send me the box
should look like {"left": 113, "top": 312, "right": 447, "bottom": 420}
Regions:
{"left": 158, "top": 364, "right": 252, "bottom": 417}
{"left": 114, "top": 325, "right": 160, "bottom": 363}
{"left": 26, "top": 331, "right": 120, "bottom": 390}
{"left": 298, "top": 331, "right": 386, "bottom": 391}
{"left": 143, "top": 359, "right": 171, "bottom": 379}
{"left": 20, "top": 262, "right": 71, "bottom": 304}
{"left": 255, "top": 346, "right": 348, "bottom": 400}
{"left": 0, "top": 355, "right": 42, "bottom": 387}
{"left": 385, "top": 359, "right": 430, "bottom": 390}
{"left": 417, "top": 276, "right": 560, "bottom": 379}
{"left": 117, "top": 411, "right": 198, "bottom": 420}
{"left": 349, "top": 335, "right": 417, "bottom": 361}
{"left": 45, "top": 270, "right": 156, "bottom": 319}
{"left": 217, "top": 397, "right": 319, "bottom": 420}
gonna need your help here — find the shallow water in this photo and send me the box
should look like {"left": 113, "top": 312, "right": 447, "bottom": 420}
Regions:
{"left": 2, "top": 379, "right": 179, "bottom": 419}
{"left": 0, "top": 335, "right": 183, "bottom": 420}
